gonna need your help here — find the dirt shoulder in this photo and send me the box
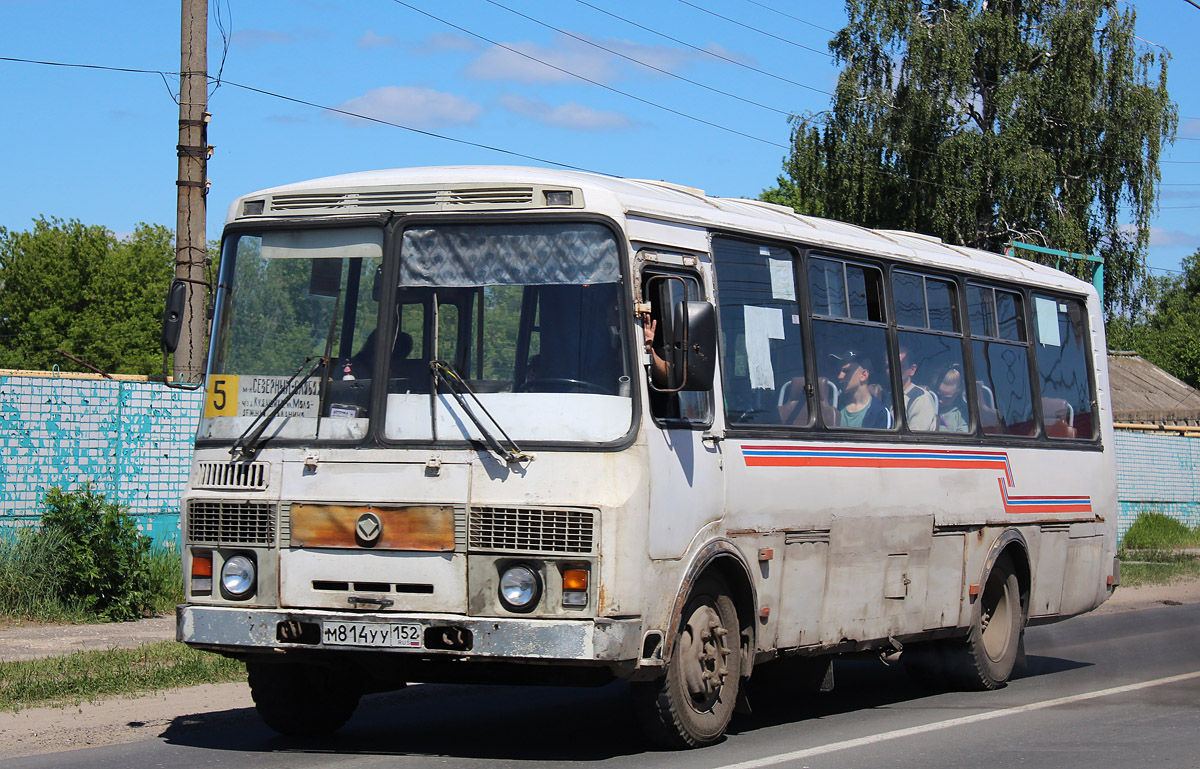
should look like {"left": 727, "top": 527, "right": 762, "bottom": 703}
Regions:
{"left": 0, "top": 615, "right": 175, "bottom": 664}
{"left": 2, "top": 577, "right": 1198, "bottom": 759}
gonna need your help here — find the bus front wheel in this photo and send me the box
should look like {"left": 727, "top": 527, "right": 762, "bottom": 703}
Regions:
{"left": 247, "top": 660, "right": 363, "bottom": 737}
{"left": 632, "top": 575, "right": 742, "bottom": 748}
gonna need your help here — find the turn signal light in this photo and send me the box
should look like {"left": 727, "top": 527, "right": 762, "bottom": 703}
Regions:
{"left": 191, "top": 550, "right": 213, "bottom": 595}
{"left": 562, "top": 569, "right": 588, "bottom": 591}
{"left": 562, "top": 568, "right": 588, "bottom": 607}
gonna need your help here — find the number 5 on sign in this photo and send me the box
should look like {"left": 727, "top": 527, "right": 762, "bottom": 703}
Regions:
{"left": 205, "top": 375, "right": 239, "bottom": 417}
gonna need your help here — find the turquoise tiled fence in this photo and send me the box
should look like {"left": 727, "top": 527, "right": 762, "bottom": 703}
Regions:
{"left": 0, "top": 373, "right": 204, "bottom": 545}
{"left": 1114, "top": 430, "right": 1200, "bottom": 539}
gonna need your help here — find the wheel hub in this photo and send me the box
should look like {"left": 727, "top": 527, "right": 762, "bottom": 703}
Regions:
{"left": 680, "top": 604, "right": 731, "bottom": 704}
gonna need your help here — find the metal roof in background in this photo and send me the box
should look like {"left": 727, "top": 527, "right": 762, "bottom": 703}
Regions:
{"left": 1108, "top": 352, "right": 1200, "bottom": 425}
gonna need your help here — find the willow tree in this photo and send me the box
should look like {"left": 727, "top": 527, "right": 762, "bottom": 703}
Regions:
{"left": 763, "top": 0, "right": 1176, "bottom": 316}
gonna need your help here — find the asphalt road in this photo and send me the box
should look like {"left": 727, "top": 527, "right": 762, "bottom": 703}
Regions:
{"left": 10, "top": 602, "right": 1200, "bottom": 769}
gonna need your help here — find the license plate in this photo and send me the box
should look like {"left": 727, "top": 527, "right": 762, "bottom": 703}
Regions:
{"left": 322, "top": 621, "right": 422, "bottom": 648}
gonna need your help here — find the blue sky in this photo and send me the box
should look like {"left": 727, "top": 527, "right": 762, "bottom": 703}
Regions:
{"left": 1, "top": 0, "right": 1196, "bottom": 279}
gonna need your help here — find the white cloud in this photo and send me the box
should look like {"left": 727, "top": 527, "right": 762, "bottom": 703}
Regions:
{"left": 1149, "top": 227, "right": 1197, "bottom": 247}
{"left": 1181, "top": 118, "right": 1200, "bottom": 138}
{"left": 357, "top": 30, "right": 399, "bottom": 50}
{"left": 464, "top": 33, "right": 700, "bottom": 84}
{"left": 701, "top": 42, "right": 757, "bottom": 67}
{"left": 334, "top": 86, "right": 482, "bottom": 129}
{"left": 498, "top": 94, "right": 631, "bottom": 131}
{"left": 411, "top": 32, "right": 480, "bottom": 55}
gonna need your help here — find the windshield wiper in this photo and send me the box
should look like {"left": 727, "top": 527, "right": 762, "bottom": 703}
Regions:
{"left": 231, "top": 356, "right": 325, "bottom": 458}
{"left": 430, "top": 360, "right": 531, "bottom": 465}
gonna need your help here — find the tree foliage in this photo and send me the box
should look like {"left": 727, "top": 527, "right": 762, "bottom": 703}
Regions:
{"left": 763, "top": 0, "right": 1176, "bottom": 316}
{"left": 0, "top": 217, "right": 176, "bottom": 376}
{"left": 1107, "top": 249, "right": 1200, "bottom": 389}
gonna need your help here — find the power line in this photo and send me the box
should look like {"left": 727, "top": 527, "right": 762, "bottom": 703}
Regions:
{"left": 388, "top": 0, "right": 790, "bottom": 150}
{"left": 740, "top": 0, "right": 836, "bottom": 34}
{"left": 0, "top": 54, "right": 1169, "bottom": 221}
{"left": 0, "top": 55, "right": 601, "bottom": 172}
{"left": 482, "top": 0, "right": 792, "bottom": 116}
{"left": 214, "top": 78, "right": 602, "bottom": 172}
{"left": 679, "top": 1, "right": 1191, "bottom": 166}
{"left": 572, "top": 0, "right": 833, "bottom": 97}
{"left": 676, "top": 0, "right": 833, "bottom": 58}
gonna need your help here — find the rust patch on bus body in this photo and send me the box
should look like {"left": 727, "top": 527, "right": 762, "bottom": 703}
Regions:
{"left": 290, "top": 503, "right": 455, "bottom": 551}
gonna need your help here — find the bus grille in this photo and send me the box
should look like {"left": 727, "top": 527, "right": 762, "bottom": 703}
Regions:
{"left": 469, "top": 507, "right": 595, "bottom": 554}
{"left": 195, "top": 461, "right": 268, "bottom": 490}
{"left": 187, "top": 500, "right": 277, "bottom": 546}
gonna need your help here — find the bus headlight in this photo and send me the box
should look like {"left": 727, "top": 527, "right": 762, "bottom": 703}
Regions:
{"left": 221, "top": 554, "right": 256, "bottom": 598}
{"left": 499, "top": 564, "right": 541, "bottom": 612}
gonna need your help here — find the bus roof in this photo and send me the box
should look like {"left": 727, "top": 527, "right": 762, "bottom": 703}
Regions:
{"left": 227, "top": 165, "right": 1095, "bottom": 297}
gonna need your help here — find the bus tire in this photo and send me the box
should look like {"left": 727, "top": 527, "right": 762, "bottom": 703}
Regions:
{"left": 247, "top": 661, "right": 362, "bottom": 737}
{"left": 944, "top": 553, "right": 1024, "bottom": 690}
{"left": 632, "top": 574, "right": 742, "bottom": 748}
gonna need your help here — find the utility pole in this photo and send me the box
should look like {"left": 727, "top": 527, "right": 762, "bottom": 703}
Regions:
{"left": 174, "top": 0, "right": 209, "bottom": 383}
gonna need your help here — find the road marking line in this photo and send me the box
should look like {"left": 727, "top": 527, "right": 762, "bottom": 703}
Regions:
{"left": 714, "top": 670, "right": 1200, "bottom": 769}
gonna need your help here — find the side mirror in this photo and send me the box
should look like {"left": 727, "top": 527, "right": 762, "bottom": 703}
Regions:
{"left": 672, "top": 300, "right": 716, "bottom": 391}
{"left": 161, "top": 279, "right": 188, "bottom": 354}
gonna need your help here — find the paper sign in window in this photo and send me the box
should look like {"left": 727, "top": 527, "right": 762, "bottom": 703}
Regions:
{"left": 769, "top": 258, "right": 796, "bottom": 301}
{"left": 1034, "top": 296, "right": 1061, "bottom": 347}
{"left": 744, "top": 305, "right": 785, "bottom": 390}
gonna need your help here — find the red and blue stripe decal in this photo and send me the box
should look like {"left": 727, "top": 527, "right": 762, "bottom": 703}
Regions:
{"left": 740, "top": 444, "right": 1090, "bottom": 516}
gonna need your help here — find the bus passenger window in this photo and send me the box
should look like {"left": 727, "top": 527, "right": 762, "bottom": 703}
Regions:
{"left": 1033, "top": 295, "right": 1094, "bottom": 439}
{"left": 893, "top": 271, "right": 967, "bottom": 433}
{"left": 810, "top": 257, "right": 894, "bottom": 431}
{"left": 969, "top": 284, "right": 1035, "bottom": 436}
{"left": 711, "top": 238, "right": 806, "bottom": 427}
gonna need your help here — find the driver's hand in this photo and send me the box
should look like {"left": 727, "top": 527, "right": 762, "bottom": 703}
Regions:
{"left": 640, "top": 312, "right": 656, "bottom": 352}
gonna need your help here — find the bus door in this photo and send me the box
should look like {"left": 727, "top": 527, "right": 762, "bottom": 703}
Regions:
{"left": 641, "top": 266, "right": 723, "bottom": 560}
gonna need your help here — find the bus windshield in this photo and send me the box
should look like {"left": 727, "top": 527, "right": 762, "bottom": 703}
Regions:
{"left": 200, "top": 221, "right": 633, "bottom": 446}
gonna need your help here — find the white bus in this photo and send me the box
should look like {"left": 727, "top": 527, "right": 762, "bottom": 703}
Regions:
{"left": 173, "top": 166, "right": 1118, "bottom": 748}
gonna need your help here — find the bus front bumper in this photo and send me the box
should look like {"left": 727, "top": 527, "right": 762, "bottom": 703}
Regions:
{"left": 177, "top": 605, "right": 643, "bottom": 662}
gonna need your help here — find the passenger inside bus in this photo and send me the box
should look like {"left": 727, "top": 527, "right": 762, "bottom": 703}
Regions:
{"left": 933, "top": 364, "right": 970, "bottom": 433}
{"left": 898, "top": 344, "right": 939, "bottom": 431}
{"left": 832, "top": 349, "right": 889, "bottom": 429}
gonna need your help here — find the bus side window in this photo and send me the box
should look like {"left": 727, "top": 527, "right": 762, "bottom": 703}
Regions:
{"left": 893, "top": 271, "right": 968, "bottom": 434}
{"left": 711, "top": 237, "right": 807, "bottom": 427}
{"left": 968, "top": 285, "right": 1036, "bottom": 436}
{"left": 809, "top": 256, "right": 895, "bottom": 431}
{"left": 642, "top": 269, "right": 710, "bottom": 424}
{"left": 1032, "top": 294, "right": 1095, "bottom": 439}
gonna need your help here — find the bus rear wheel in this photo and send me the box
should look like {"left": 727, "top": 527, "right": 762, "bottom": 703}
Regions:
{"left": 632, "top": 575, "right": 742, "bottom": 748}
{"left": 247, "top": 660, "right": 363, "bottom": 737}
{"left": 946, "top": 553, "right": 1024, "bottom": 690}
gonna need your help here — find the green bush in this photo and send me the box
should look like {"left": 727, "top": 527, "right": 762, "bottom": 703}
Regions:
{"left": 1121, "top": 512, "right": 1200, "bottom": 550}
{"left": 35, "top": 486, "right": 155, "bottom": 621}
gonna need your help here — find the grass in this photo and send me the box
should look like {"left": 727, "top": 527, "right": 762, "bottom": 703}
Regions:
{"left": 0, "top": 641, "right": 246, "bottom": 712}
{"left": 0, "top": 530, "right": 183, "bottom": 623}
{"left": 1119, "top": 512, "right": 1200, "bottom": 587}
{"left": 1121, "top": 512, "right": 1200, "bottom": 550}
